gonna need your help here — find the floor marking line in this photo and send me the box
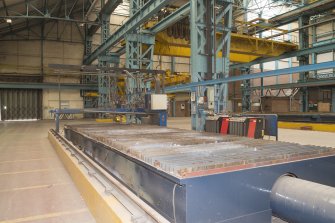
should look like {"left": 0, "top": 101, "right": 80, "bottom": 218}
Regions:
{"left": 0, "top": 168, "right": 65, "bottom": 176}
{"left": 0, "top": 158, "right": 54, "bottom": 164}
{"left": 0, "top": 182, "right": 72, "bottom": 193}
{"left": 0, "top": 150, "right": 51, "bottom": 154}
{"left": 0, "top": 208, "right": 88, "bottom": 223}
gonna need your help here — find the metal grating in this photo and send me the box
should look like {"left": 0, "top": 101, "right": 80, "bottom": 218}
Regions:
{"left": 65, "top": 124, "right": 335, "bottom": 179}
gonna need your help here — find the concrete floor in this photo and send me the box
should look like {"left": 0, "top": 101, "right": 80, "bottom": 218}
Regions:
{"left": 0, "top": 120, "right": 96, "bottom": 223}
{"left": 0, "top": 117, "right": 334, "bottom": 223}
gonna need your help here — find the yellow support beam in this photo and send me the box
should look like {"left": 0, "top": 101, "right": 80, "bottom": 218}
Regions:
{"left": 154, "top": 42, "right": 259, "bottom": 63}
{"left": 96, "top": 118, "right": 114, "bottom": 123}
{"left": 84, "top": 92, "right": 99, "bottom": 97}
{"left": 278, "top": 121, "right": 335, "bottom": 132}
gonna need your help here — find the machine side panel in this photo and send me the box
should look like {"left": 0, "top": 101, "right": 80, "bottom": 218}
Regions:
{"left": 185, "top": 156, "right": 335, "bottom": 223}
{"left": 65, "top": 128, "right": 187, "bottom": 223}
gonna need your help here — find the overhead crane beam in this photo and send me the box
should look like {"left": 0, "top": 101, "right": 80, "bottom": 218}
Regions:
{"left": 103, "top": 2, "right": 296, "bottom": 64}
{"left": 269, "top": 0, "right": 335, "bottom": 27}
{"left": 231, "top": 36, "right": 335, "bottom": 69}
{"left": 100, "top": 0, "right": 122, "bottom": 15}
{"left": 164, "top": 61, "right": 335, "bottom": 93}
{"left": 112, "top": 2, "right": 191, "bottom": 56}
{"left": 250, "top": 79, "right": 335, "bottom": 90}
{"left": 85, "top": 0, "right": 122, "bottom": 57}
{"left": 150, "top": 2, "right": 190, "bottom": 34}
{"left": 114, "top": 6, "right": 297, "bottom": 63}
{"left": 84, "top": 0, "right": 333, "bottom": 64}
{"left": 87, "top": 0, "right": 123, "bottom": 36}
{"left": 153, "top": 32, "right": 297, "bottom": 63}
{"left": 83, "top": 0, "right": 174, "bottom": 65}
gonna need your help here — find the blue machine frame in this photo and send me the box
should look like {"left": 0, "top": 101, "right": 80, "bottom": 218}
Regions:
{"left": 64, "top": 126, "right": 335, "bottom": 223}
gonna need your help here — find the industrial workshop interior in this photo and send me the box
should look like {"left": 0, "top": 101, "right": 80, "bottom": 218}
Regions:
{"left": 1, "top": 0, "right": 335, "bottom": 222}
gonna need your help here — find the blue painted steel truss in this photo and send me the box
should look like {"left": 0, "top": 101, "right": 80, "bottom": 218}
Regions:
{"left": 190, "top": 0, "right": 233, "bottom": 131}
{"left": 98, "top": 14, "right": 120, "bottom": 108}
{"left": 165, "top": 61, "right": 335, "bottom": 93}
{"left": 83, "top": 0, "right": 173, "bottom": 65}
{"left": 124, "top": 0, "right": 156, "bottom": 109}
{"left": 241, "top": 67, "right": 251, "bottom": 112}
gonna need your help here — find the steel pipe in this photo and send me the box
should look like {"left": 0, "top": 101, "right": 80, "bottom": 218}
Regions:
{"left": 270, "top": 176, "right": 335, "bottom": 223}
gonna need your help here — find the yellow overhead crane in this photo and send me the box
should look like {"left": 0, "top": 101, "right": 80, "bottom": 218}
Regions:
{"left": 120, "top": 20, "right": 298, "bottom": 63}
{"left": 111, "top": 29, "right": 297, "bottom": 93}
{"left": 87, "top": 19, "right": 298, "bottom": 96}
{"left": 153, "top": 31, "right": 298, "bottom": 63}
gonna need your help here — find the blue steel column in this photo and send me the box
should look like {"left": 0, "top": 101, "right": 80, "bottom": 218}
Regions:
{"left": 125, "top": 0, "right": 140, "bottom": 71}
{"left": 85, "top": 29, "right": 93, "bottom": 56}
{"left": 258, "top": 13, "right": 264, "bottom": 97}
{"left": 82, "top": 25, "right": 96, "bottom": 110}
{"left": 241, "top": 67, "right": 251, "bottom": 112}
{"left": 190, "top": 0, "right": 233, "bottom": 131}
{"left": 215, "top": 0, "right": 233, "bottom": 114}
{"left": 98, "top": 12, "right": 120, "bottom": 108}
{"left": 298, "top": 15, "right": 309, "bottom": 112}
{"left": 125, "top": 0, "right": 141, "bottom": 109}
{"left": 98, "top": 13, "right": 111, "bottom": 108}
{"left": 125, "top": 0, "right": 155, "bottom": 109}
{"left": 126, "top": 0, "right": 155, "bottom": 71}
{"left": 190, "top": 0, "right": 209, "bottom": 131}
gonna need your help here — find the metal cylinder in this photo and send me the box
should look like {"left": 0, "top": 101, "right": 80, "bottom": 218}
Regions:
{"left": 270, "top": 176, "right": 335, "bottom": 223}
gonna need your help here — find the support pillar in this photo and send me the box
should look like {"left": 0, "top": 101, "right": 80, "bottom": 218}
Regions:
{"left": 125, "top": 0, "right": 155, "bottom": 110}
{"left": 84, "top": 24, "right": 93, "bottom": 56}
{"left": 98, "top": 13, "right": 120, "bottom": 109}
{"left": 298, "top": 15, "right": 310, "bottom": 112}
{"left": 241, "top": 67, "right": 251, "bottom": 112}
{"left": 126, "top": 0, "right": 155, "bottom": 71}
{"left": 190, "top": 0, "right": 233, "bottom": 131}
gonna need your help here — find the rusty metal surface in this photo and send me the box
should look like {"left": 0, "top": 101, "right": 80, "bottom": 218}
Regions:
{"left": 65, "top": 124, "right": 335, "bottom": 179}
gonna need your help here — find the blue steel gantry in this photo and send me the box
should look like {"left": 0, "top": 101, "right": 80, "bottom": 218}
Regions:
{"left": 83, "top": 0, "right": 174, "bottom": 65}
{"left": 190, "top": 0, "right": 233, "bottom": 131}
{"left": 81, "top": 0, "right": 335, "bottom": 130}
{"left": 83, "top": 0, "right": 122, "bottom": 109}
{"left": 124, "top": 0, "right": 155, "bottom": 108}
{"left": 83, "top": 0, "right": 174, "bottom": 110}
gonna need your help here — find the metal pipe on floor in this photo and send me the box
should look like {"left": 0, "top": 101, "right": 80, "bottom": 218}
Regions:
{"left": 270, "top": 175, "right": 335, "bottom": 223}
